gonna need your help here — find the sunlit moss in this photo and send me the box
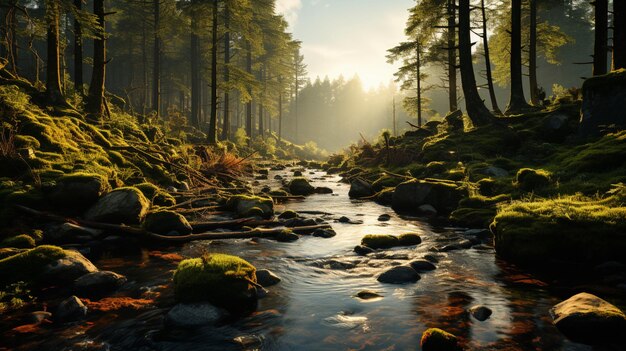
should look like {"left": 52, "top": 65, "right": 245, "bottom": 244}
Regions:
{"left": 0, "top": 245, "right": 66, "bottom": 285}
{"left": 0, "top": 235, "right": 35, "bottom": 249}
{"left": 173, "top": 253, "right": 257, "bottom": 308}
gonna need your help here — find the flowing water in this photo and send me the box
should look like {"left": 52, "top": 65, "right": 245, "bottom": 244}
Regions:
{"left": 4, "top": 167, "right": 624, "bottom": 351}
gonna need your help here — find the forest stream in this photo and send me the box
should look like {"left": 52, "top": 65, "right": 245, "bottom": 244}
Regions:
{"left": 5, "top": 165, "right": 621, "bottom": 351}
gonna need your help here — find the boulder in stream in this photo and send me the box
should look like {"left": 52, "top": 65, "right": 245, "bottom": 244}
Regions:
{"left": 288, "top": 177, "right": 315, "bottom": 195}
{"left": 74, "top": 271, "right": 127, "bottom": 297}
{"left": 420, "top": 328, "right": 462, "bottom": 351}
{"left": 377, "top": 266, "right": 420, "bottom": 284}
{"left": 469, "top": 305, "right": 493, "bottom": 321}
{"left": 256, "top": 269, "right": 281, "bottom": 287}
{"left": 348, "top": 178, "right": 374, "bottom": 198}
{"left": 226, "top": 195, "right": 274, "bottom": 218}
{"left": 392, "top": 179, "right": 466, "bottom": 215}
{"left": 85, "top": 187, "right": 150, "bottom": 224}
{"left": 361, "top": 233, "right": 421, "bottom": 250}
{"left": 56, "top": 296, "right": 88, "bottom": 322}
{"left": 550, "top": 292, "right": 626, "bottom": 345}
{"left": 47, "top": 173, "right": 111, "bottom": 209}
{"left": 143, "top": 210, "right": 193, "bottom": 236}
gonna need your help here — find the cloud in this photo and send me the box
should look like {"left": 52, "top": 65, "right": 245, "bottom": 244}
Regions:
{"left": 275, "top": 0, "right": 302, "bottom": 28}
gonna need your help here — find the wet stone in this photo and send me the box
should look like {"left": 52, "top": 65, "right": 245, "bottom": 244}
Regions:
{"left": 56, "top": 296, "right": 87, "bottom": 322}
{"left": 312, "top": 228, "right": 337, "bottom": 238}
{"left": 256, "top": 269, "right": 281, "bottom": 287}
{"left": 378, "top": 214, "right": 391, "bottom": 221}
{"left": 409, "top": 260, "right": 437, "bottom": 272}
{"left": 377, "top": 266, "right": 420, "bottom": 284}
{"left": 354, "top": 245, "right": 375, "bottom": 256}
{"left": 356, "top": 290, "right": 383, "bottom": 300}
{"left": 469, "top": 305, "right": 493, "bottom": 321}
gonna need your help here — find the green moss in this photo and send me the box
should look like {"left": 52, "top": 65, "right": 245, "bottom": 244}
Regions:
{"left": 515, "top": 168, "right": 552, "bottom": 191}
{"left": 450, "top": 207, "right": 497, "bottom": 228}
{"left": 13, "top": 135, "right": 40, "bottom": 149}
{"left": 361, "top": 234, "right": 421, "bottom": 249}
{"left": 0, "top": 235, "right": 35, "bottom": 249}
{"left": 420, "top": 328, "right": 461, "bottom": 351}
{"left": 372, "top": 175, "right": 405, "bottom": 192}
{"left": 226, "top": 194, "right": 274, "bottom": 218}
{"left": 173, "top": 253, "right": 257, "bottom": 308}
{"left": 492, "top": 193, "right": 626, "bottom": 265}
{"left": 136, "top": 182, "right": 176, "bottom": 207}
{"left": 0, "top": 245, "right": 66, "bottom": 285}
{"left": 143, "top": 210, "right": 192, "bottom": 235}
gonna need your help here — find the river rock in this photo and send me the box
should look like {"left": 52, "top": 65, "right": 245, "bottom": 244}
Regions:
{"left": 288, "top": 178, "right": 315, "bottom": 195}
{"left": 284, "top": 218, "right": 317, "bottom": 227}
{"left": 378, "top": 214, "right": 391, "bottom": 221}
{"left": 56, "top": 296, "right": 87, "bottom": 322}
{"left": 143, "top": 210, "right": 192, "bottom": 236}
{"left": 314, "top": 186, "right": 333, "bottom": 194}
{"left": 469, "top": 305, "right": 493, "bottom": 321}
{"left": 423, "top": 254, "right": 441, "bottom": 263}
{"left": 47, "top": 173, "right": 111, "bottom": 209}
{"left": 48, "top": 222, "right": 104, "bottom": 243}
{"left": 74, "top": 271, "right": 127, "bottom": 297}
{"left": 26, "top": 311, "right": 52, "bottom": 324}
{"left": 293, "top": 170, "right": 303, "bottom": 176}
{"left": 227, "top": 195, "right": 274, "bottom": 218}
{"left": 377, "top": 266, "right": 420, "bottom": 284}
{"left": 44, "top": 250, "right": 98, "bottom": 283}
{"left": 256, "top": 269, "right": 281, "bottom": 287}
{"left": 550, "top": 292, "right": 626, "bottom": 345}
{"left": 356, "top": 290, "right": 383, "bottom": 300}
{"left": 348, "top": 178, "right": 374, "bottom": 198}
{"left": 354, "top": 245, "right": 374, "bottom": 256}
{"left": 166, "top": 303, "right": 222, "bottom": 327}
{"left": 409, "top": 260, "right": 437, "bottom": 272}
{"left": 312, "top": 228, "right": 336, "bottom": 238}
{"left": 85, "top": 187, "right": 150, "bottom": 224}
{"left": 418, "top": 204, "right": 438, "bottom": 217}
{"left": 278, "top": 210, "right": 298, "bottom": 219}
{"left": 392, "top": 179, "right": 465, "bottom": 214}
{"left": 420, "top": 328, "right": 462, "bottom": 351}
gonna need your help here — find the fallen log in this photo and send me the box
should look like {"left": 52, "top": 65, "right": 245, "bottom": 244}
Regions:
{"left": 14, "top": 205, "right": 331, "bottom": 243}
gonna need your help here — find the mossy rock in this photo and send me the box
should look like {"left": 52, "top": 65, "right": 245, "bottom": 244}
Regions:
{"left": 85, "top": 187, "right": 150, "bottom": 224}
{"left": 372, "top": 175, "right": 405, "bottom": 192}
{"left": 420, "top": 328, "right": 462, "bottom": 351}
{"left": 278, "top": 210, "right": 298, "bottom": 219}
{"left": 374, "top": 188, "right": 394, "bottom": 206}
{"left": 361, "top": 234, "right": 421, "bottom": 250}
{"left": 226, "top": 195, "right": 274, "bottom": 218}
{"left": 0, "top": 245, "right": 66, "bottom": 286}
{"left": 143, "top": 210, "right": 192, "bottom": 236}
{"left": 173, "top": 254, "right": 257, "bottom": 310}
{"left": 288, "top": 177, "right": 315, "bottom": 195}
{"left": 492, "top": 195, "right": 626, "bottom": 266}
{"left": 0, "top": 235, "right": 36, "bottom": 249}
{"left": 450, "top": 207, "right": 497, "bottom": 228}
{"left": 514, "top": 168, "right": 552, "bottom": 191}
{"left": 136, "top": 182, "right": 176, "bottom": 207}
{"left": 392, "top": 179, "right": 466, "bottom": 215}
{"left": 47, "top": 172, "right": 111, "bottom": 209}
{"left": 398, "top": 233, "right": 422, "bottom": 246}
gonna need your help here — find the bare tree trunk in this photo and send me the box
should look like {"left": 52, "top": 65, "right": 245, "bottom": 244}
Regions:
{"left": 46, "top": 0, "right": 65, "bottom": 104}
{"left": 593, "top": 0, "right": 608, "bottom": 75}
{"left": 447, "top": 0, "right": 458, "bottom": 112}
{"left": 459, "top": 0, "right": 496, "bottom": 126}
{"left": 86, "top": 0, "right": 106, "bottom": 118}
{"left": 73, "top": 0, "right": 83, "bottom": 94}
{"left": 481, "top": 0, "right": 500, "bottom": 113}
{"left": 221, "top": 4, "right": 231, "bottom": 140}
{"left": 529, "top": 0, "right": 540, "bottom": 105}
{"left": 208, "top": 0, "right": 218, "bottom": 144}
{"left": 190, "top": 15, "right": 200, "bottom": 128}
{"left": 152, "top": 0, "right": 161, "bottom": 117}
{"left": 294, "top": 66, "right": 299, "bottom": 143}
{"left": 141, "top": 22, "right": 148, "bottom": 117}
{"left": 416, "top": 42, "right": 422, "bottom": 127}
{"left": 505, "top": 0, "right": 530, "bottom": 114}
{"left": 258, "top": 66, "right": 264, "bottom": 137}
{"left": 613, "top": 0, "right": 626, "bottom": 70}
{"left": 246, "top": 42, "right": 253, "bottom": 140}
{"left": 278, "top": 80, "right": 283, "bottom": 141}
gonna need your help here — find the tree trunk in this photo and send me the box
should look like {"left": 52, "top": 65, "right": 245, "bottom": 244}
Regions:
{"left": 190, "top": 16, "right": 200, "bottom": 128}
{"left": 73, "top": 0, "right": 84, "bottom": 94}
{"left": 278, "top": 84, "right": 283, "bottom": 141}
{"left": 593, "top": 0, "right": 608, "bottom": 75}
{"left": 221, "top": 4, "right": 231, "bottom": 140}
{"left": 416, "top": 42, "right": 422, "bottom": 127}
{"left": 294, "top": 66, "right": 299, "bottom": 143}
{"left": 86, "top": 0, "right": 106, "bottom": 118}
{"left": 208, "top": 0, "right": 218, "bottom": 144}
{"left": 258, "top": 66, "right": 264, "bottom": 137}
{"left": 505, "top": 0, "right": 530, "bottom": 114}
{"left": 246, "top": 42, "right": 253, "bottom": 140}
{"left": 45, "top": 0, "right": 65, "bottom": 104}
{"left": 529, "top": 0, "right": 540, "bottom": 105}
{"left": 481, "top": 0, "right": 500, "bottom": 113}
{"left": 459, "top": 0, "right": 495, "bottom": 126}
{"left": 613, "top": 0, "right": 626, "bottom": 70}
{"left": 152, "top": 0, "right": 161, "bottom": 117}
{"left": 141, "top": 22, "right": 148, "bottom": 117}
{"left": 447, "top": 0, "right": 458, "bottom": 112}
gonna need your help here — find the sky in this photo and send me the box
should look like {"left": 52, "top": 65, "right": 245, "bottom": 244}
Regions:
{"left": 276, "top": 0, "right": 415, "bottom": 91}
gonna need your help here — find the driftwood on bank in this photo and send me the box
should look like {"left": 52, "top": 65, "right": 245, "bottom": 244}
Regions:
{"left": 14, "top": 205, "right": 332, "bottom": 243}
